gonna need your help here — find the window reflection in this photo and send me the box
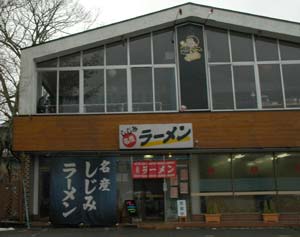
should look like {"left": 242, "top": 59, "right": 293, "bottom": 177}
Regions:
{"left": 195, "top": 154, "right": 232, "bottom": 192}
{"left": 232, "top": 153, "right": 275, "bottom": 192}
{"left": 255, "top": 36, "right": 278, "bottom": 61}
{"left": 206, "top": 27, "right": 230, "bottom": 62}
{"left": 84, "top": 70, "right": 104, "bottom": 112}
{"left": 153, "top": 29, "right": 175, "bottom": 64}
{"left": 131, "top": 67, "right": 153, "bottom": 112}
{"left": 210, "top": 65, "right": 234, "bottom": 110}
{"left": 83, "top": 47, "right": 104, "bottom": 66}
{"left": 59, "top": 71, "right": 79, "bottom": 113}
{"left": 59, "top": 52, "right": 80, "bottom": 67}
{"left": 37, "top": 58, "right": 57, "bottom": 68}
{"left": 106, "top": 69, "right": 127, "bottom": 112}
{"left": 36, "top": 27, "right": 300, "bottom": 114}
{"left": 37, "top": 71, "right": 57, "bottom": 113}
{"left": 154, "top": 68, "right": 177, "bottom": 111}
{"left": 230, "top": 31, "right": 254, "bottom": 62}
{"left": 106, "top": 41, "right": 127, "bottom": 65}
{"left": 276, "top": 152, "right": 300, "bottom": 191}
{"left": 280, "top": 41, "right": 300, "bottom": 60}
{"left": 130, "top": 34, "right": 151, "bottom": 65}
{"left": 233, "top": 66, "right": 257, "bottom": 109}
{"left": 282, "top": 65, "right": 300, "bottom": 108}
{"left": 258, "top": 64, "right": 284, "bottom": 108}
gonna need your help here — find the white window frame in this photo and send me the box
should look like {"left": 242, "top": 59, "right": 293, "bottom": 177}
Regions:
{"left": 35, "top": 25, "right": 300, "bottom": 115}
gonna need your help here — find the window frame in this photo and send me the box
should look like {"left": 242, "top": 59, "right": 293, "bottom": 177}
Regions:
{"left": 35, "top": 25, "right": 300, "bottom": 115}
{"left": 36, "top": 30, "right": 178, "bottom": 114}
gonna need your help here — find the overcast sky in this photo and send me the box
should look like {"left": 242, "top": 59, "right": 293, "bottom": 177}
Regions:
{"left": 79, "top": 0, "right": 300, "bottom": 27}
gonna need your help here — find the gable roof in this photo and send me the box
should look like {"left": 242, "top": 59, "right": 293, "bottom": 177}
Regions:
{"left": 22, "top": 2, "right": 300, "bottom": 62}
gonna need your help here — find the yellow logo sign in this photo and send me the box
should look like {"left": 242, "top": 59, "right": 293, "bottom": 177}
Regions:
{"left": 180, "top": 35, "right": 202, "bottom": 62}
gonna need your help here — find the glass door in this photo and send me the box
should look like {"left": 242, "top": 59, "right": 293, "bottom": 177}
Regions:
{"left": 133, "top": 178, "right": 164, "bottom": 221}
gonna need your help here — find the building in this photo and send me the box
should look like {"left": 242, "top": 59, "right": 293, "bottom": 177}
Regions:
{"left": 13, "top": 3, "right": 300, "bottom": 226}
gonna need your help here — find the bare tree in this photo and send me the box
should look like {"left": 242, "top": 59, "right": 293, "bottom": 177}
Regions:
{"left": 0, "top": 0, "right": 98, "bottom": 143}
{"left": 0, "top": 0, "right": 98, "bottom": 121}
{"left": 0, "top": 0, "right": 99, "bottom": 220}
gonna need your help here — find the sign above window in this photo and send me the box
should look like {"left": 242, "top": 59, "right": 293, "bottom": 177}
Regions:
{"left": 119, "top": 123, "right": 193, "bottom": 149}
{"left": 132, "top": 161, "right": 177, "bottom": 179}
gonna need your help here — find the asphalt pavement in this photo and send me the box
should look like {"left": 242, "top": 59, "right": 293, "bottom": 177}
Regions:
{"left": 0, "top": 227, "right": 300, "bottom": 237}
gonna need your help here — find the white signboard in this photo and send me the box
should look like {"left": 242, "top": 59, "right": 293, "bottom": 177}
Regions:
{"left": 177, "top": 200, "right": 187, "bottom": 217}
{"left": 119, "top": 123, "right": 193, "bottom": 149}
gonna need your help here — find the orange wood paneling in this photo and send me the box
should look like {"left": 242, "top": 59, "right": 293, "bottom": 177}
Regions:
{"left": 13, "top": 111, "right": 300, "bottom": 151}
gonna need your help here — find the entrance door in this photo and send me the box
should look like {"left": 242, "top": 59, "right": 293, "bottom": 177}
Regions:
{"left": 133, "top": 179, "right": 164, "bottom": 221}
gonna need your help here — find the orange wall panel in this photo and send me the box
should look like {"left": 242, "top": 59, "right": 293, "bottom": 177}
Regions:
{"left": 13, "top": 111, "right": 300, "bottom": 151}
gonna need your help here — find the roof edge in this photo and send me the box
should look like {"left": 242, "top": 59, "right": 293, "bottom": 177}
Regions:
{"left": 22, "top": 2, "right": 300, "bottom": 50}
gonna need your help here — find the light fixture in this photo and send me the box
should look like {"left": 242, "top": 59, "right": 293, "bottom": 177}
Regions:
{"left": 234, "top": 154, "right": 245, "bottom": 159}
{"left": 168, "top": 153, "right": 172, "bottom": 158}
{"left": 276, "top": 153, "right": 290, "bottom": 159}
{"left": 144, "top": 154, "right": 154, "bottom": 159}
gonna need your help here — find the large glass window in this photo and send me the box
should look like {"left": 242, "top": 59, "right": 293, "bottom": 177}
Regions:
{"left": 36, "top": 26, "right": 300, "bottom": 114}
{"left": 280, "top": 41, "right": 300, "bottom": 60}
{"left": 230, "top": 32, "right": 254, "bottom": 62}
{"left": 276, "top": 152, "right": 300, "bottom": 191}
{"left": 258, "top": 64, "right": 284, "bottom": 108}
{"left": 154, "top": 68, "right": 177, "bottom": 111}
{"left": 37, "top": 58, "right": 57, "bottom": 68}
{"left": 232, "top": 153, "right": 275, "bottom": 192}
{"left": 196, "top": 154, "right": 232, "bottom": 192}
{"left": 130, "top": 34, "right": 151, "bottom": 65}
{"left": 190, "top": 152, "right": 300, "bottom": 214}
{"left": 106, "top": 69, "right": 127, "bottom": 112}
{"left": 37, "top": 71, "right": 57, "bottom": 113}
{"left": 59, "top": 52, "right": 80, "bottom": 67}
{"left": 59, "top": 71, "right": 79, "bottom": 113}
{"left": 210, "top": 65, "right": 234, "bottom": 109}
{"left": 153, "top": 29, "right": 175, "bottom": 64}
{"left": 255, "top": 37, "right": 279, "bottom": 61}
{"left": 206, "top": 28, "right": 230, "bottom": 62}
{"left": 83, "top": 47, "right": 104, "bottom": 66}
{"left": 282, "top": 64, "right": 300, "bottom": 108}
{"left": 84, "top": 70, "right": 104, "bottom": 112}
{"left": 106, "top": 41, "right": 127, "bottom": 65}
{"left": 131, "top": 67, "right": 153, "bottom": 112}
{"left": 233, "top": 66, "right": 257, "bottom": 109}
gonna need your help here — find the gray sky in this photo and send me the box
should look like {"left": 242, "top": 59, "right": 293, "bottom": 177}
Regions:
{"left": 79, "top": 0, "right": 300, "bottom": 26}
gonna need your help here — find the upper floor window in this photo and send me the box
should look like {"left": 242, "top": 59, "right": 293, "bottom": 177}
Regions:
{"left": 255, "top": 36, "right": 279, "bottom": 61}
{"left": 153, "top": 29, "right": 175, "bottom": 64}
{"left": 36, "top": 71, "right": 57, "bottom": 113}
{"left": 230, "top": 31, "right": 254, "bottom": 62}
{"left": 207, "top": 27, "right": 300, "bottom": 111}
{"left": 130, "top": 34, "right": 151, "bottom": 64}
{"left": 36, "top": 28, "right": 177, "bottom": 114}
{"left": 36, "top": 25, "right": 300, "bottom": 114}
{"left": 206, "top": 27, "right": 230, "bottom": 62}
{"left": 60, "top": 52, "right": 80, "bottom": 67}
{"left": 83, "top": 47, "right": 104, "bottom": 66}
{"left": 106, "top": 41, "right": 127, "bottom": 65}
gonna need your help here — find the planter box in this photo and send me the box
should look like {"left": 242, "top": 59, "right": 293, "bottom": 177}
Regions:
{"left": 262, "top": 213, "right": 280, "bottom": 223}
{"left": 204, "top": 214, "right": 221, "bottom": 223}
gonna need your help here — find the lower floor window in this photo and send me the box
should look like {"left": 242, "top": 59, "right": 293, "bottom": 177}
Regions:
{"left": 34, "top": 151, "right": 300, "bottom": 223}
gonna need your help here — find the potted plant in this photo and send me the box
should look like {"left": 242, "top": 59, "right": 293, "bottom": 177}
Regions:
{"left": 262, "top": 200, "right": 280, "bottom": 223}
{"left": 204, "top": 201, "right": 221, "bottom": 223}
